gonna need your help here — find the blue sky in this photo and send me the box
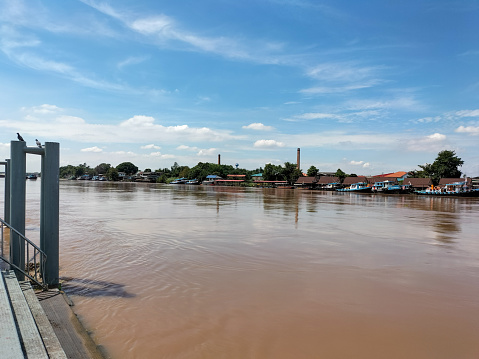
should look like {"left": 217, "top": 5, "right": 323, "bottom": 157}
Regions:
{"left": 1, "top": 0, "right": 478, "bottom": 176}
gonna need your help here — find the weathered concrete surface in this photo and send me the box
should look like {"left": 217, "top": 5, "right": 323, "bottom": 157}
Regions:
{"left": 37, "top": 290, "right": 107, "bottom": 359}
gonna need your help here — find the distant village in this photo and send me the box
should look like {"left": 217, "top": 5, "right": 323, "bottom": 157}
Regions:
{"left": 2, "top": 148, "right": 473, "bottom": 194}
{"left": 47, "top": 148, "right": 479, "bottom": 195}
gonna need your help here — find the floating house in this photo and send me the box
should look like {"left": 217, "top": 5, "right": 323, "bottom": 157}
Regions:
{"left": 317, "top": 176, "right": 341, "bottom": 190}
{"left": 342, "top": 176, "right": 369, "bottom": 186}
{"left": 202, "top": 174, "right": 222, "bottom": 185}
{"left": 215, "top": 174, "right": 246, "bottom": 186}
{"left": 294, "top": 176, "right": 318, "bottom": 189}
{"left": 251, "top": 173, "right": 263, "bottom": 182}
{"left": 402, "top": 178, "right": 433, "bottom": 190}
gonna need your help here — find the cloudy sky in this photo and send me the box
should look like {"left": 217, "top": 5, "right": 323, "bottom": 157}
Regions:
{"left": 1, "top": 0, "right": 478, "bottom": 175}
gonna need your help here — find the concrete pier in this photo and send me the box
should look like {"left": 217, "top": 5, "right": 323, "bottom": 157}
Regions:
{"left": 0, "top": 270, "right": 105, "bottom": 358}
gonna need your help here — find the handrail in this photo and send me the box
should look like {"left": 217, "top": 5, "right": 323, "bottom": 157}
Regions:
{"left": 0, "top": 218, "right": 48, "bottom": 290}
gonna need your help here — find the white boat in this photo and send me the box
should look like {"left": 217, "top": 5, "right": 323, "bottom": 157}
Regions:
{"left": 170, "top": 177, "right": 187, "bottom": 184}
{"left": 336, "top": 182, "right": 371, "bottom": 193}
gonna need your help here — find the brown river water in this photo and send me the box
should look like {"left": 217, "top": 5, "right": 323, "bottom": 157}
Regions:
{"left": 2, "top": 179, "right": 479, "bottom": 358}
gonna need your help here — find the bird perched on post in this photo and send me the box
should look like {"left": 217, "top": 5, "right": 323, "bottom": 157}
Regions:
{"left": 17, "top": 133, "right": 25, "bottom": 141}
{"left": 35, "top": 139, "right": 42, "bottom": 148}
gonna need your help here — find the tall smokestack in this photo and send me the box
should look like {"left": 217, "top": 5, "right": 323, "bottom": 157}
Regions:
{"left": 218, "top": 154, "right": 221, "bottom": 165}
{"left": 297, "top": 148, "right": 300, "bottom": 170}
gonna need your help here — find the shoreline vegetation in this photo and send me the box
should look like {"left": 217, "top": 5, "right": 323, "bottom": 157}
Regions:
{"left": 57, "top": 150, "right": 475, "bottom": 189}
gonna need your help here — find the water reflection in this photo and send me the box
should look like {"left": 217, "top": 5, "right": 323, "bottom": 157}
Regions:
{"left": 431, "top": 212, "right": 460, "bottom": 244}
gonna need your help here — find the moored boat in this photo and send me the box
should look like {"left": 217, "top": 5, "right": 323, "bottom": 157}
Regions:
{"left": 170, "top": 177, "right": 188, "bottom": 184}
{"left": 415, "top": 181, "right": 479, "bottom": 197}
{"left": 336, "top": 182, "right": 371, "bottom": 193}
{"left": 186, "top": 179, "right": 200, "bottom": 185}
{"left": 371, "top": 180, "right": 411, "bottom": 194}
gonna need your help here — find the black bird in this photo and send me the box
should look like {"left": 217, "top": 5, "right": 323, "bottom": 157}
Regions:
{"left": 35, "top": 139, "right": 42, "bottom": 148}
{"left": 17, "top": 133, "right": 25, "bottom": 141}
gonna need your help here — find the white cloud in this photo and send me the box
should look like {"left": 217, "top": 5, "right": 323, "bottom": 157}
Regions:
{"left": 120, "top": 115, "right": 155, "bottom": 127}
{"left": 455, "top": 109, "right": 479, "bottom": 117}
{"left": 307, "top": 63, "right": 382, "bottom": 82}
{"left": 81, "top": 0, "right": 286, "bottom": 64}
{"left": 416, "top": 116, "right": 441, "bottom": 123}
{"left": 141, "top": 144, "right": 161, "bottom": 150}
{"left": 23, "top": 104, "right": 61, "bottom": 114}
{"left": 300, "top": 62, "right": 385, "bottom": 95}
{"left": 412, "top": 109, "right": 479, "bottom": 125}
{"left": 455, "top": 126, "right": 479, "bottom": 135}
{"left": 0, "top": 111, "right": 238, "bottom": 144}
{"left": 130, "top": 15, "right": 174, "bottom": 35}
{"left": 350, "top": 160, "right": 364, "bottom": 165}
{"left": 426, "top": 133, "right": 446, "bottom": 141}
{"left": 406, "top": 133, "right": 447, "bottom": 152}
{"left": 197, "top": 148, "right": 217, "bottom": 156}
{"left": 117, "top": 56, "right": 148, "bottom": 69}
{"left": 195, "top": 96, "right": 211, "bottom": 104}
{"left": 362, "top": 162, "right": 370, "bottom": 168}
{"left": 300, "top": 84, "right": 372, "bottom": 94}
{"left": 177, "top": 145, "right": 198, "bottom": 151}
{"left": 81, "top": 146, "right": 102, "bottom": 152}
{"left": 296, "top": 113, "right": 337, "bottom": 120}
{"left": 347, "top": 97, "right": 421, "bottom": 112}
{"left": 149, "top": 152, "right": 174, "bottom": 158}
{"left": 278, "top": 131, "right": 396, "bottom": 149}
{"left": 254, "top": 139, "right": 285, "bottom": 148}
{"left": 242, "top": 123, "right": 274, "bottom": 131}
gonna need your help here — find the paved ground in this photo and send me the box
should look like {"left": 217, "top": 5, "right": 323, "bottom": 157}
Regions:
{"left": 37, "top": 290, "right": 108, "bottom": 359}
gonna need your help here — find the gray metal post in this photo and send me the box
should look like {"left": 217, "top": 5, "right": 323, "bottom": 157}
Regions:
{"left": 1, "top": 162, "right": 6, "bottom": 218}
{"left": 10, "top": 141, "right": 26, "bottom": 280}
{"left": 5, "top": 159, "right": 11, "bottom": 225}
{"left": 41, "top": 142, "right": 60, "bottom": 286}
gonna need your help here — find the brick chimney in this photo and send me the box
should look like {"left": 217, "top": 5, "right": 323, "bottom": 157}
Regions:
{"left": 297, "top": 148, "right": 300, "bottom": 170}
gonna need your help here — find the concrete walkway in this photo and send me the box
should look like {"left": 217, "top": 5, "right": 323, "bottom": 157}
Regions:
{"left": 36, "top": 289, "right": 106, "bottom": 359}
{"left": 1, "top": 270, "right": 106, "bottom": 359}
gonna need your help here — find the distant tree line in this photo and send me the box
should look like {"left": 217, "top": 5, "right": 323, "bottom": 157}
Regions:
{"left": 59, "top": 150, "right": 464, "bottom": 186}
{"left": 59, "top": 162, "right": 138, "bottom": 181}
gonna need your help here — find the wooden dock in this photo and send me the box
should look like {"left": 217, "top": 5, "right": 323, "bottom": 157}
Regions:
{"left": 1, "top": 270, "right": 105, "bottom": 359}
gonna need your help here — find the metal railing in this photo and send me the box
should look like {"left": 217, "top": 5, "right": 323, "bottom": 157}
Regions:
{"left": 1, "top": 218, "right": 48, "bottom": 290}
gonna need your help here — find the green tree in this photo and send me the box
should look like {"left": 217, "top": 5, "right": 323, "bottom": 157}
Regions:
{"left": 178, "top": 166, "right": 190, "bottom": 178}
{"left": 94, "top": 163, "right": 111, "bottom": 175}
{"left": 157, "top": 173, "right": 169, "bottom": 183}
{"left": 106, "top": 167, "right": 119, "bottom": 181}
{"left": 59, "top": 165, "right": 77, "bottom": 178}
{"left": 170, "top": 162, "right": 180, "bottom": 177}
{"left": 144, "top": 168, "right": 152, "bottom": 172}
{"left": 116, "top": 162, "right": 138, "bottom": 175}
{"left": 335, "top": 168, "right": 347, "bottom": 183}
{"left": 307, "top": 165, "right": 318, "bottom": 177}
{"left": 282, "top": 162, "right": 302, "bottom": 185}
{"left": 407, "top": 169, "right": 427, "bottom": 178}
{"left": 263, "top": 163, "right": 283, "bottom": 181}
{"left": 418, "top": 150, "right": 464, "bottom": 185}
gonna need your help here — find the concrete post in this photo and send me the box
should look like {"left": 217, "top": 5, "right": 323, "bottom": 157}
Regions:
{"left": 10, "top": 141, "right": 26, "bottom": 280}
{"left": 5, "top": 159, "right": 11, "bottom": 225}
{"left": 41, "top": 142, "right": 60, "bottom": 286}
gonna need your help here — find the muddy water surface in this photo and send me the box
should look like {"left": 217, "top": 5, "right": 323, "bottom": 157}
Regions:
{"left": 2, "top": 179, "right": 479, "bottom": 358}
